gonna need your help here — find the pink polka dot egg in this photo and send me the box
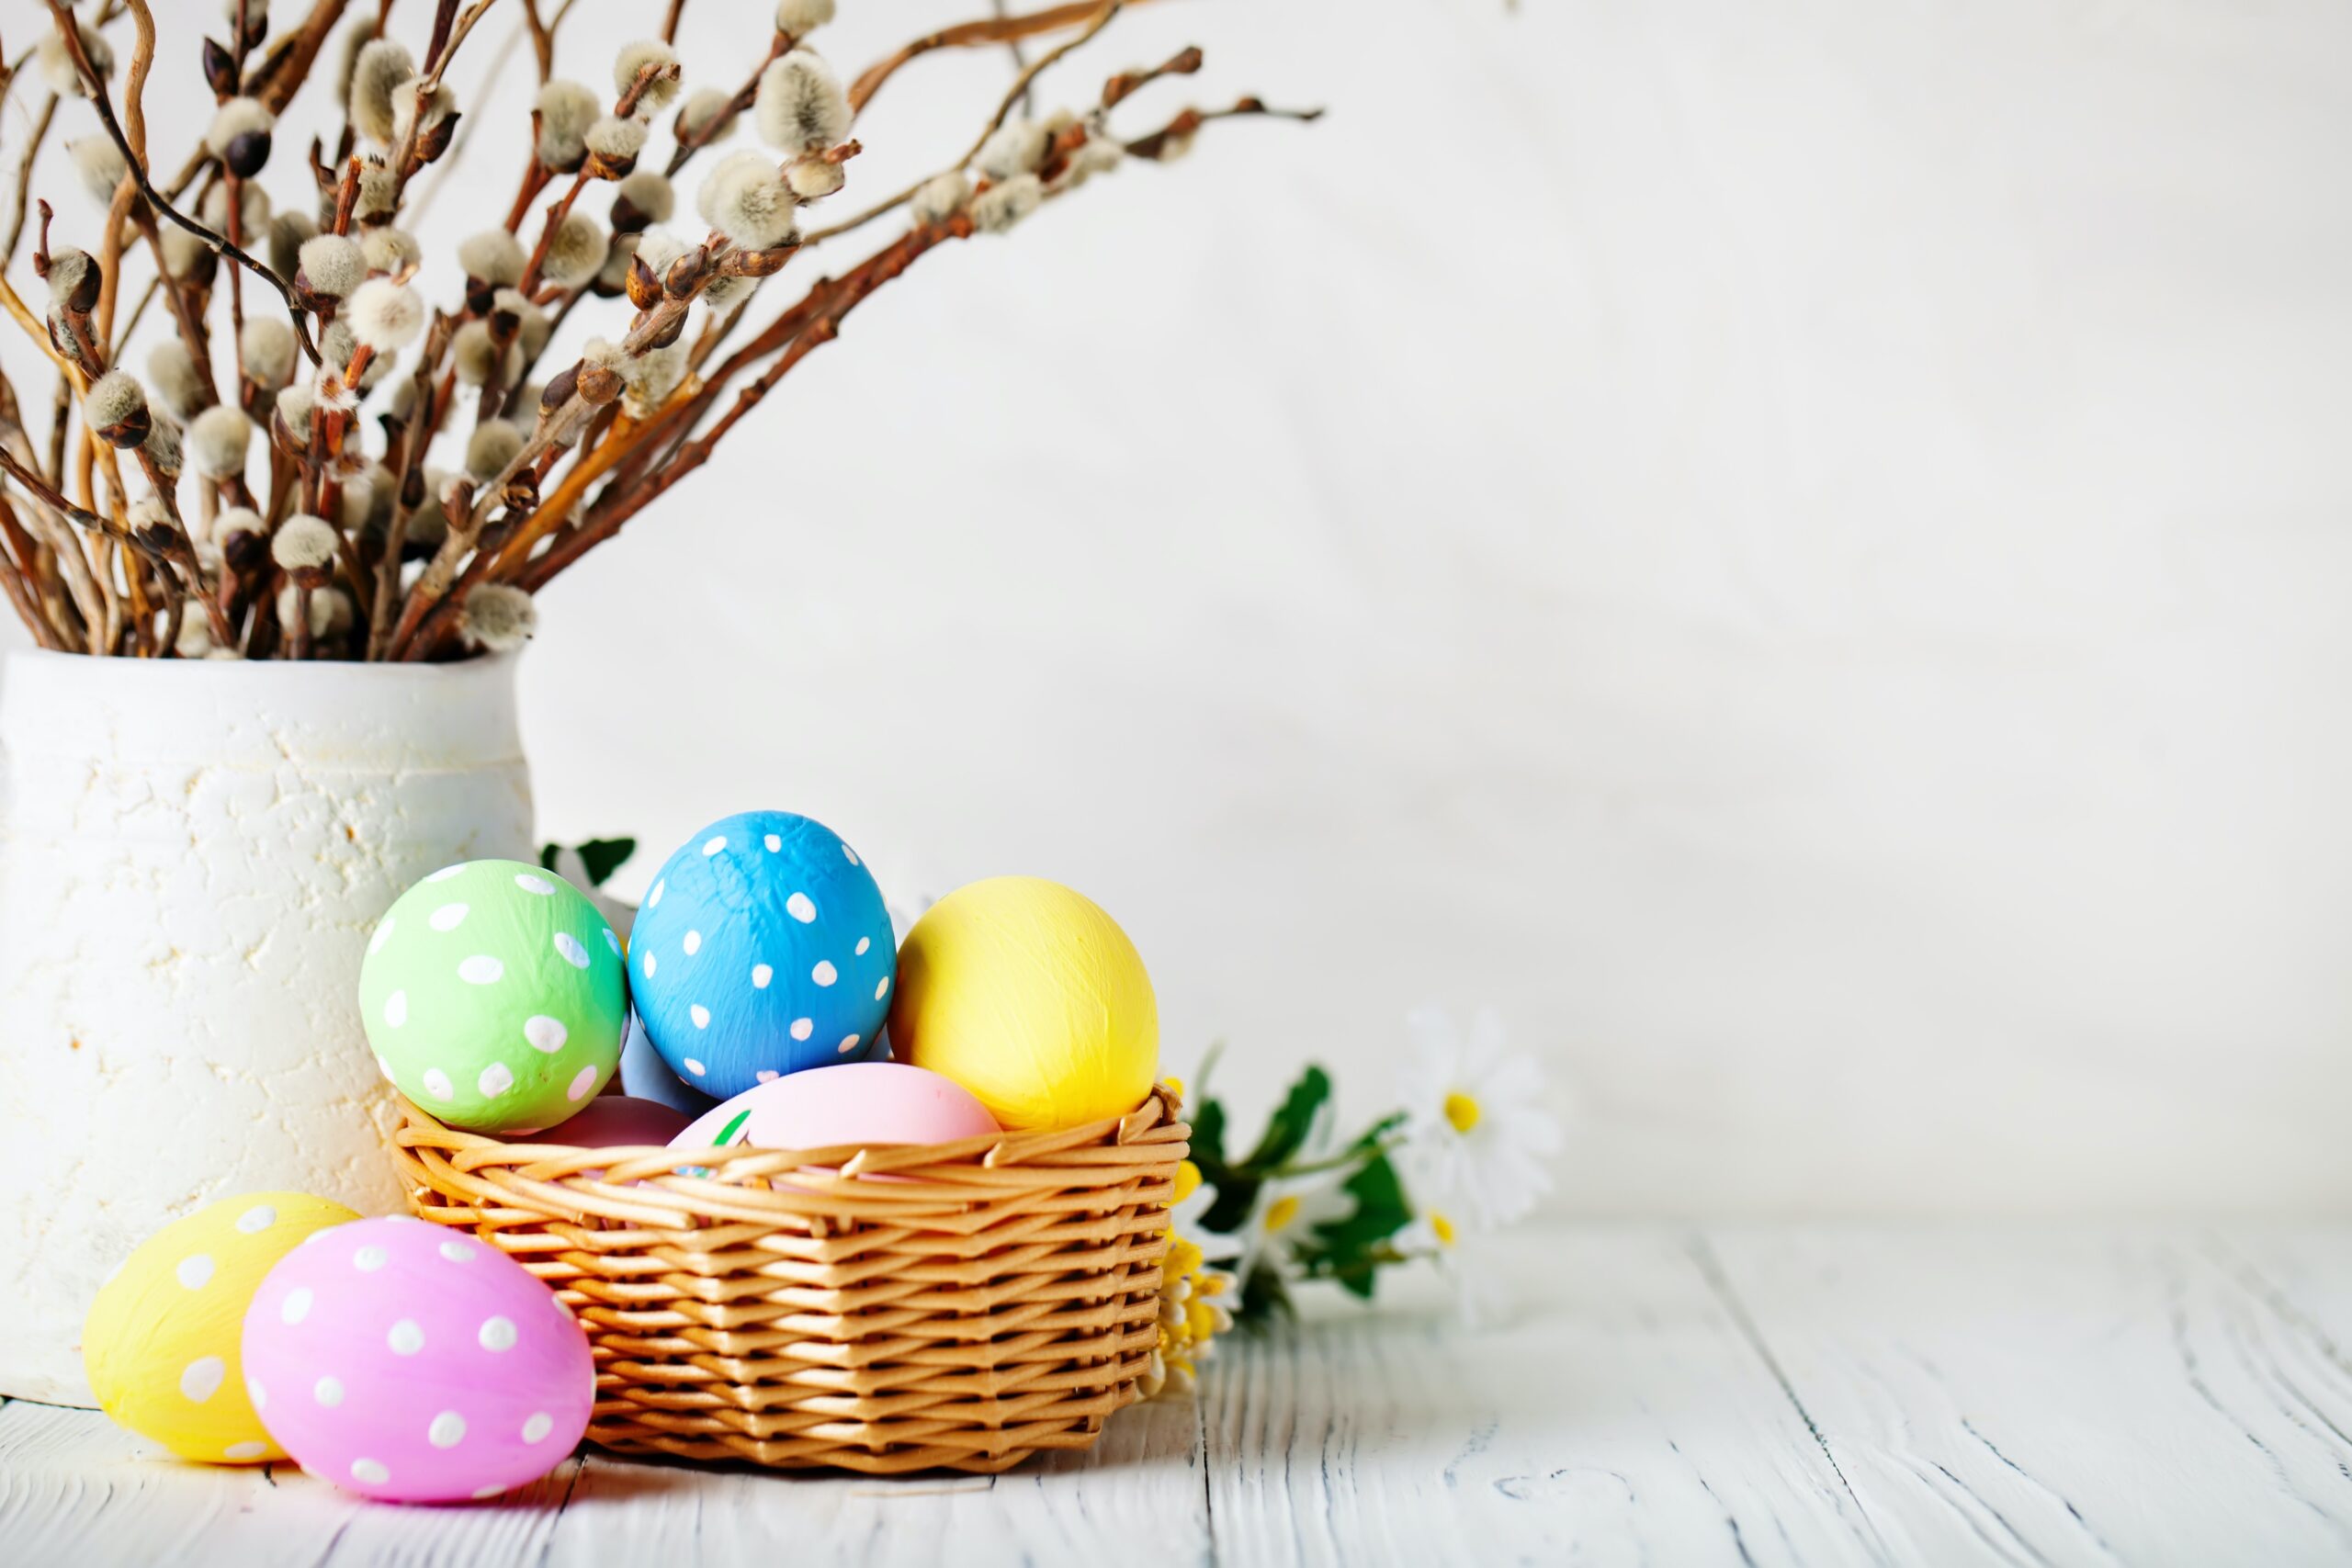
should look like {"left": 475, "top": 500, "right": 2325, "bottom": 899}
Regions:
{"left": 241, "top": 1216, "right": 593, "bottom": 1503}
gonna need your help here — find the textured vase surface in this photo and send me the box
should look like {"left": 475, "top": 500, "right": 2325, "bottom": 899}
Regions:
{"left": 0, "top": 650, "right": 533, "bottom": 1404}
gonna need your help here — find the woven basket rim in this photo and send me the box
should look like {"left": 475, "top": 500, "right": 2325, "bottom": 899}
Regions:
{"left": 391, "top": 1081, "right": 1187, "bottom": 1208}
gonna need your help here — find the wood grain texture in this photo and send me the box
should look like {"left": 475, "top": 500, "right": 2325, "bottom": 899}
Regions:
{"left": 10, "top": 1226, "right": 2352, "bottom": 1566}
{"left": 1705, "top": 1226, "right": 2352, "bottom": 1567}
{"left": 1204, "top": 1230, "right": 1879, "bottom": 1566}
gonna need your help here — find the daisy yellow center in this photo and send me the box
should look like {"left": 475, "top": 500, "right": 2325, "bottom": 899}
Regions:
{"left": 1442, "top": 1090, "right": 1482, "bottom": 1134}
{"left": 1263, "top": 1194, "right": 1302, "bottom": 1233}
{"left": 1172, "top": 1159, "right": 1203, "bottom": 1204}
{"left": 1430, "top": 1211, "right": 1456, "bottom": 1247}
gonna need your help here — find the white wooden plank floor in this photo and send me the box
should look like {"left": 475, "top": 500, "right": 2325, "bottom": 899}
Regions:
{"left": 6, "top": 1225, "right": 2351, "bottom": 1567}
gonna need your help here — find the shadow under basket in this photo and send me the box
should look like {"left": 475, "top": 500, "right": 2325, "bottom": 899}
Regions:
{"left": 390, "top": 1083, "right": 1188, "bottom": 1475}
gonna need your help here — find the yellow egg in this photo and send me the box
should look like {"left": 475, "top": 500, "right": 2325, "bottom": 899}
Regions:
{"left": 890, "top": 875, "right": 1158, "bottom": 1130}
{"left": 83, "top": 1191, "right": 358, "bottom": 1463}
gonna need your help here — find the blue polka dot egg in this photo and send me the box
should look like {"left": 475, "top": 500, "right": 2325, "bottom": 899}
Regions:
{"left": 630, "top": 811, "right": 896, "bottom": 1099}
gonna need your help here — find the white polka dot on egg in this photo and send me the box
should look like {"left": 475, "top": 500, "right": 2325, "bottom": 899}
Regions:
{"left": 684, "top": 1058, "right": 707, "bottom": 1077}
{"left": 855, "top": 937, "right": 871, "bottom": 956}
{"left": 838, "top": 1034, "right": 861, "bottom": 1055}
{"left": 384, "top": 990, "right": 407, "bottom": 1028}
{"left": 225, "top": 1440, "right": 267, "bottom": 1461}
{"left": 603, "top": 927, "right": 620, "bottom": 955}
{"left": 786, "top": 893, "right": 816, "bottom": 923}
{"left": 458, "top": 954, "right": 504, "bottom": 985}
{"left": 281, "top": 1286, "right": 312, "bottom": 1324}
{"left": 441, "top": 1239, "right": 477, "bottom": 1262}
{"left": 643, "top": 951, "right": 657, "bottom": 979}
{"left": 842, "top": 845, "right": 859, "bottom": 864}
{"left": 523, "top": 1413, "right": 554, "bottom": 1443}
{"left": 811, "top": 961, "right": 836, "bottom": 987}
{"left": 246, "top": 1376, "right": 266, "bottom": 1409}
{"left": 423, "top": 1067, "right": 455, "bottom": 1101}
{"left": 648, "top": 879, "right": 664, "bottom": 908}
{"left": 752, "top": 964, "right": 773, "bottom": 988}
{"left": 428, "top": 902, "right": 469, "bottom": 931}
{"left": 514, "top": 874, "right": 555, "bottom": 896}
{"left": 479, "top": 1315, "right": 517, "bottom": 1351}
{"left": 314, "top": 1375, "right": 345, "bottom": 1406}
{"left": 702, "top": 837, "right": 727, "bottom": 856}
{"left": 236, "top": 1204, "right": 277, "bottom": 1234}
{"left": 352, "top": 1458, "right": 390, "bottom": 1485}
{"left": 690, "top": 1005, "right": 710, "bottom": 1029}
{"left": 790, "top": 1018, "right": 813, "bottom": 1041}
{"left": 554, "top": 932, "right": 590, "bottom": 969}
{"left": 876, "top": 976, "right": 890, "bottom": 1001}
{"left": 179, "top": 1356, "right": 224, "bottom": 1404}
{"left": 479, "top": 1062, "right": 514, "bottom": 1098}
{"left": 368, "top": 919, "right": 395, "bottom": 954}
{"left": 684, "top": 930, "right": 702, "bottom": 955}
{"left": 566, "top": 1065, "right": 598, "bottom": 1101}
{"left": 425, "top": 865, "right": 464, "bottom": 883}
{"left": 524, "top": 1015, "right": 568, "bottom": 1053}
{"left": 175, "top": 1253, "right": 214, "bottom": 1290}
{"left": 354, "top": 1245, "right": 388, "bottom": 1272}
{"left": 756, "top": 1070, "right": 778, "bottom": 1083}
{"left": 764, "top": 833, "right": 782, "bottom": 852}
{"left": 388, "top": 1319, "right": 424, "bottom": 1356}
{"left": 428, "top": 1411, "right": 468, "bottom": 1449}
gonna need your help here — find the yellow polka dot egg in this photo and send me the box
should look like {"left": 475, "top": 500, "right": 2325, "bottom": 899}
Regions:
{"left": 83, "top": 1191, "right": 359, "bottom": 1463}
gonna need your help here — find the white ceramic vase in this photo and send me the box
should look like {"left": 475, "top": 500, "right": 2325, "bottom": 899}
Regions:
{"left": 0, "top": 649, "right": 533, "bottom": 1404}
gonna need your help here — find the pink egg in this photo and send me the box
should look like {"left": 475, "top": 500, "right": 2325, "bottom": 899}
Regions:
{"left": 673, "top": 1062, "right": 1000, "bottom": 1151}
{"left": 241, "top": 1216, "right": 593, "bottom": 1504}
{"left": 530, "top": 1096, "right": 693, "bottom": 1149}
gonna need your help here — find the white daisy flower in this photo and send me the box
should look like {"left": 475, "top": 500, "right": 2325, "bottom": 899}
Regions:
{"left": 1397, "top": 1207, "right": 1508, "bottom": 1328}
{"left": 1236, "top": 1170, "right": 1353, "bottom": 1285}
{"left": 1396, "top": 1007, "right": 1562, "bottom": 1229}
{"left": 1165, "top": 1151, "right": 1242, "bottom": 1268}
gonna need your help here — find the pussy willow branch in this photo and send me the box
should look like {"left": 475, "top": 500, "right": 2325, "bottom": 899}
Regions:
{"left": 808, "top": 1, "right": 1123, "bottom": 248}
{"left": 3, "top": 92, "right": 58, "bottom": 265}
{"left": 3, "top": 0, "right": 1308, "bottom": 659}
{"left": 846, "top": 0, "right": 1164, "bottom": 111}
{"left": 39, "top": 1, "right": 324, "bottom": 367}
{"left": 510, "top": 90, "right": 1300, "bottom": 596}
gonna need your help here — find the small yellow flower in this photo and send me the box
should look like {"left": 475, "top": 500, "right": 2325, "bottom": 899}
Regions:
{"left": 1140, "top": 1215, "right": 1236, "bottom": 1401}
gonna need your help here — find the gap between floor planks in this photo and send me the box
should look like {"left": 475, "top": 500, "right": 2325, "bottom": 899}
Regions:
{"left": 6, "top": 1227, "right": 2352, "bottom": 1566}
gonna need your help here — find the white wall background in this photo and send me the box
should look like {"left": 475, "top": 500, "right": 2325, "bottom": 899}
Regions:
{"left": 6, "top": 0, "right": 2351, "bottom": 1213}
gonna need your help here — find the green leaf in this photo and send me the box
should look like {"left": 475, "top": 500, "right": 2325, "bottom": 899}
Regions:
{"left": 1242, "top": 1065, "right": 1332, "bottom": 1171}
{"left": 1192, "top": 1096, "right": 1229, "bottom": 1175}
{"left": 1292, "top": 1152, "right": 1414, "bottom": 1302}
{"left": 1235, "top": 1262, "right": 1295, "bottom": 1325}
{"left": 573, "top": 837, "right": 637, "bottom": 886}
{"left": 537, "top": 838, "right": 639, "bottom": 887}
{"left": 1198, "top": 1171, "right": 1261, "bottom": 1235}
{"left": 1346, "top": 1110, "right": 1408, "bottom": 1155}
{"left": 1318, "top": 1150, "right": 1412, "bottom": 1253}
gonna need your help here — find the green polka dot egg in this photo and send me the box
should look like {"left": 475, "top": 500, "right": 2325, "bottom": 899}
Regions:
{"left": 359, "top": 860, "right": 628, "bottom": 1134}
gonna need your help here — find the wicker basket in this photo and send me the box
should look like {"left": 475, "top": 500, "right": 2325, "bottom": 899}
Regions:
{"left": 389, "top": 1082, "right": 1187, "bottom": 1474}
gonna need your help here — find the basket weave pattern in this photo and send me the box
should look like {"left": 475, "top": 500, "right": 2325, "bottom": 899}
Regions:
{"left": 390, "top": 1084, "right": 1187, "bottom": 1474}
